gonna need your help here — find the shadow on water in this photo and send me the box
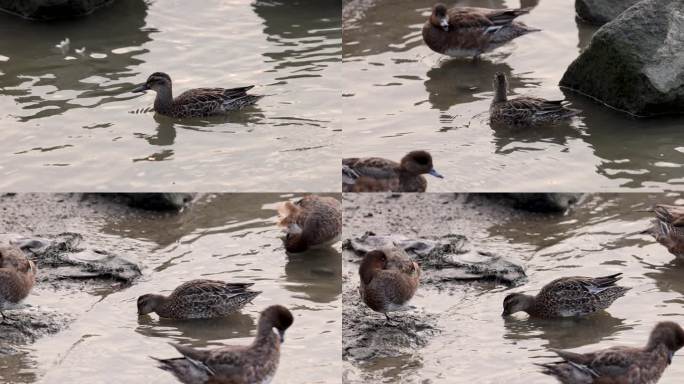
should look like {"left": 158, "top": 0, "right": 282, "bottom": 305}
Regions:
{"left": 0, "top": 352, "right": 38, "bottom": 384}
{"left": 0, "top": 0, "right": 152, "bottom": 121}
{"left": 135, "top": 312, "right": 256, "bottom": 348}
{"left": 284, "top": 247, "right": 342, "bottom": 304}
{"left": 503, "top": 312, "right": 630, "bottom": 350}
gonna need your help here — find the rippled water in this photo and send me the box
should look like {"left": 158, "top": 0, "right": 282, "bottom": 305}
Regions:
{"left": 0, "top": 1, "right": 341, "bottom": 191}
{"left": 343, "top": 193, "right": 684, "bottom": 383}
{"left": 342, "top": 0, "right": 684, "bottom": 192}
{"left": 0, "top": 193, "right": 341, "bottom": 383}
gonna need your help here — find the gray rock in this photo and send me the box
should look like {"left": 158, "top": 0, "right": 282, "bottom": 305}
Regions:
{"left": 561, "top": 0, "right": 684, "bottom": 116}
{"left": 0, "top": 307, "right": 72, "bottom": 356}
{"left": 492, "top": 193, "right": 583, "bottom": 213}
{"left": 0, "top": 0, "right": 114, "bottom": 20}
{"left": 575, "top": 0, "right": 640, "bottom": 25}
{"left": 121, "top": 193, "right": 194, "bottom": 211}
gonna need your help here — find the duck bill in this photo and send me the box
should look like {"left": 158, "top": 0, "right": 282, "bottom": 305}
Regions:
{"left": 132, "top": 84, "right": 150, "bottom": 94}
{"left": 440, "top": 18, "right": 449, "bottom": 31}
{"left": 429, "top": 169, "right": 444, "bottom": 179}
{"left": 278, "top": 330, "right": 286, "bottom": 344}
{"left": 668, "top": 351, "right": 674, "bottom": 365}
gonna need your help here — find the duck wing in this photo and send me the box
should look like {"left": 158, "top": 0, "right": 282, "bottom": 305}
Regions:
{"left": 504, "top": 96, "right": 579, "bottom": 120}
{"left": 174, "top": 86, "right": 258, "bottom": 113}
{"left": 655, "top": 205, "right": 684, "bottom": 227}
{"left": 447, "top": 7, "right": 531, "bottom": 29}
{"left": 342, "top": 157, "right": 400, "bottom": 180}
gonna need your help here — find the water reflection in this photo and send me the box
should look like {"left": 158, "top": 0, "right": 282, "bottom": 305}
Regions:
{"left": 0, "top": 352, "right": 38, "bottom": 383}
{"left": 0, "top": 0, "right": 152, "bottom": 121}
{"left": 284, "top": 248, "right": 342, "bottom": 304}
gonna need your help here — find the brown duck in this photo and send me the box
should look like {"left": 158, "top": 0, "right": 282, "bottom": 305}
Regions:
{"left": 422, "top": 3, "right": 539, "bottom": 58}
{"left": 277, "top": 195, "right": 342, "bottom": 253}
{"left": 359, "top": 249, "right": 421, "bottom": 321}
{"left": 132, "top": 72, "right": 261, "bottom": 118}
{"left": 342, "top": 150, "right": 444, "bottom": 192}
{"left": 503, "top": 274, "right": 629, "bottom": 319}
{"left": 137, "top": 280, "right": 260, "bottom": 320}
{"left": 154, "top": 305, "right": 294, "bottom": 384}
{"left": 648, "top": 204, "right": 684, "bottom": 259}
{"left": 540, "top": 321, "right": 684, "bottom": 384}
{"left": 0, "top": 246, "right": 36, "bottom": 321}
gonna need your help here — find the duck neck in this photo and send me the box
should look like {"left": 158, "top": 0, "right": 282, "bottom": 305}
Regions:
{"left": 154, "top": 85, "right": 174, "bottom": 114}
{"left": 493, "top": 83, "right": 507, "bottom": 103}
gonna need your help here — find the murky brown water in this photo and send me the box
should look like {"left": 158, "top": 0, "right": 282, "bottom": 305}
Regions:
{"left": 0, "top": 193, "right": 341, "bottom": 383}
{"left": 343, "top": 193, "right": 684, "bottom": 383}
{"left": 342, "top": 0, "right": 684, "bottom": 192}
{"left": 0, "top": 1, "right": 341, "bottom": 191}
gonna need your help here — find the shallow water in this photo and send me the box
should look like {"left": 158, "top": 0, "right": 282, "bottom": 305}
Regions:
{"left": 342, "top": 0, "right": 684, "bottom": 192}
{"left": 343, "top": 193, "right": 684, "bottom": 383}
{"left": 0, "top": 193, "right": 341, "bottom": 383}
{"left": 0, "top": 1, "right": 341, "bottom": 191}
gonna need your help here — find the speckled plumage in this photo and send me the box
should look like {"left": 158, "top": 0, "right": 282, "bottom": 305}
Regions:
{"left": 490, "top": 72, "right": 580, "bottom": 128}
{"left": 342, "top": 150, "right": 443, "bottom": 192}
{"left": 277, "top": 195, "right": 342, "bottom": 253}
{"left": 132, "top": 72, "right": 261, "bottom": 118}
{"left": 649, "top": 204, "right": 684, "bottom": 259}
{"left": 540, "top": 321, "right": 684, "bottom": 384}
{"left": 154, "top": 305, "right": 294, "bottom": 384}
{"left": 359, "top": 249, "right": 421, "bottom": 321}
{"left": 422, "top": 3, "right": 539, "bottom": 58}
{"left": 137, "top": 280, "right": 260, "bottom": 320}
{"left": 0, "top": 246, "right": 36, "bottom": 320}
{"left": 503, "top": 274, "right": 629, "bottom": 319}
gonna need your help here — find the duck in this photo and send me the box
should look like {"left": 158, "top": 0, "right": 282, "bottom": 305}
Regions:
{"left": 154, "top": 305, "right": 294, "bottom": 384}
{"left": 277, "top": 195, "right": 342, "bottom": 253}
{"left": 137, "top": 279, "right": 260, "bottom": 320}
{"left": 359, "top": 249, "right": 421, "bottom": 321}
{"left": 540, "top": 321, "right": 684, "bottom": 384}
{"left": 490, "top": 72, "right": 580, "bottom": 128}
{"left": 422, "top": 3, "right": 539, "bottom": 58}
{"left": 132, "top": 72, "right": 261, "bottom": 118}
{"left": 648, "top": 204, "right": 684, "bottom": 259}
{"left": 0, "top": 246, "right": 36, "bottom": 322}
{"left": 342, "top": 150, "right": 444, "bottom": 192}
{"left": 502, "top": 273, "right": 629, "bottom": 319}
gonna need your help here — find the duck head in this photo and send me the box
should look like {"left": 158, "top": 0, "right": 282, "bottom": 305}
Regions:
{"left": 647, "top": 321, "right": 684, "bottom": 362}
{"left": 284, "top": 223, "right": 309, "bottom": 253}
{"left": 359, "top": 250, "right": 388, "bottom": 285}
{"left": 260, "top": 305, "right": 294, "bottom": 343}
{"left": 137, "top": 294, "right": 165, "bottom": 315}
{"left": 502, "top": 293, "right": 535, "bottom": 316}
{"left": 430, "top": 3, "right": 449, "bottom": 32}
{"left": 132, "top": 72, "right": 172, "bottom": 94}
{"left": 401, "top": 151, "right": 444, "bottom": 179}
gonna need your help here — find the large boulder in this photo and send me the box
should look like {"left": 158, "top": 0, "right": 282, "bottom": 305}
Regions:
{"left": 0, "top": 0, "right": 113, "bottom": 20}
{"left": 575, "top": 0, "right": 640, "bottom": 25}
{"left": 561, "top": 0, "right": 684, "bottom": 116}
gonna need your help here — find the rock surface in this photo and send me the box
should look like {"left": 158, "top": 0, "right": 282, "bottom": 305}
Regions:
{"left": 0, "top": 308, "right": 73, "bottom": 355}
{"left": 561, "top": 0, "right": 684, "bottom": 116}
{"left": 575, "top": 0, "right": 640, "bottom": 25}
{"left": 0, "top": 0, "right": 114, "bottom": 20}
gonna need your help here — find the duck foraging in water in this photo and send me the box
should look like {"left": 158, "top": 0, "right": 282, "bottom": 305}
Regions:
{"left": 0, "top": 246, "right": 36, "bottom": 322}
{"left": 132, "top": 72, "right": 262, "bottom": 118}
{"left": 137, "top": 279, "right": 260, "bottom": 320}
{"left": 490, "top": 72, "right": 580, "bottom": 128}
{"left": 153, "top": 305, "right": 294, "bottom": 384}
{"left": 647, "top": 204, "right": 684, "bottom": 259}
{"left": 502, "top": 273, "right": 629, "bottom": 319}
{"left": 539, "top": 321, "right": 684, "bottom": 384}
{"left": 342, "top": 150, "right": 444, "bottom": 192}
{"left": 277, "top": 195, "right": 342, "bottom": 253}
{"left": 422, "top": 3, "right": 540, "bottom": 59}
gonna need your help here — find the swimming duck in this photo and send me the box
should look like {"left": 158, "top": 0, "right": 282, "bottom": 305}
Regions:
{"left": 132, "top": 72, "right": 261, "bottom": 118}
{"left": 422, "top": 3, "right": 539, "bottom": 58}
{"left": 359, "top": 249, "right": 421, "bottom": 321}
{"left": 502, "top": 273, "right": 629, "bottom": 319}
{"left": 154, "top": 305, "right": 294, "bottom": 384}
{"left": 342, "top": 150, "right": 444, "bottom": 192}
{"left": 648, "top": 204, "right": 684, "bottom": 259}
{"left": 540, "top": 321, "right": 684, "bottom": 384}
{"left": 137, "top": 280, "right": 260, "bottom": 320}
{"left": 490, "top": 72, "right": 580, "bottom": 128}
{"left": 0, "top": 246, "right": 36, "bottom": 322}
{"left": 277, "top": 195, "right": 342, "bottom": 253}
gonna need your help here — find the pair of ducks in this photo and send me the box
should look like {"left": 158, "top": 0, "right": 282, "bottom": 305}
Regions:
{"left": 358, "top": 248, "right": 683, "bottom": 383}
{"left": 0, "top": 246, "right": 36, "bottom": 322}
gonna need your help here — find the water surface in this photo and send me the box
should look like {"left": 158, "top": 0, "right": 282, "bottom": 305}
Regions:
{"left": 342, "top": 0, "right": 684, "bottom": 191}
{"left": 0, "top": 0, "right": 341, "bottom": 191}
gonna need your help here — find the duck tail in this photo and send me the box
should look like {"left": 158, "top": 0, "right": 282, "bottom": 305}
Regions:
{"left": 277, "top": 201, "right": 301, "bottom": 228}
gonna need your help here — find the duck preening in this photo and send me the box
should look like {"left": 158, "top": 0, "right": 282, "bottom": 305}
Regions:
{"left": 277, "top": 195, "right": 342, "bottom": 253}
{"left": 0, "top": 246, "right": 36, "bottom": 322}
